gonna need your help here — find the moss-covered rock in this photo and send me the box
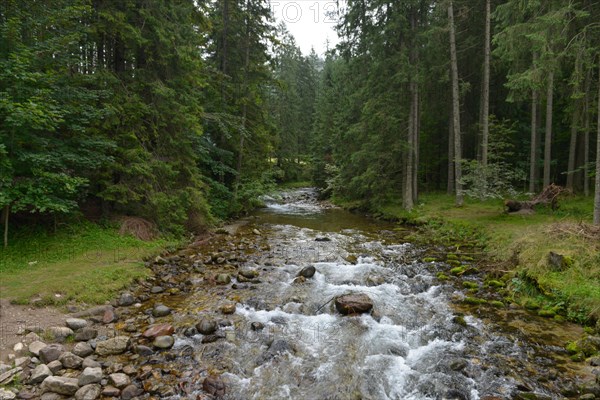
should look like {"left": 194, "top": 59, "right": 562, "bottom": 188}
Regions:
{"left": 462, "top": 281, "right": 479, "bottom": 290}
{"left": 566, "top": 336, "right": 600, "bottom": 357}
{"left": 486, "top": 280, "right": 505, "bottom": 288}
{"left": 436, "top": 272, "right": 449, "bottom": 281}
{"left": 489, "top": 300, "right": 505, "bottom": 308}
{"left": 450, "top": 266, "right": 466, "bottom": 275}
{"left": 523, "top": 299, "right": 541, "bottom": 310}
{"left": 538, "top": 309, "right": 556, "bottom": 318}
{"left": 463, "top": 296, "right": 487, "bottom": 305}
{"left": 423, "top": 257, "right": 437, "bottom": 263}
{"left": 446, "top": 253, "right": 459, "bottom": 261}
{"left": 453, "top": 314, "right": 467, "bottom": 327}
{"left": 447, "top": 259, "right": 462, "bottom": 267}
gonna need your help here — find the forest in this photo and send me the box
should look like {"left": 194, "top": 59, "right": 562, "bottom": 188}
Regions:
{"left": 2, "top": 0, "right": 600, "bottom": 245}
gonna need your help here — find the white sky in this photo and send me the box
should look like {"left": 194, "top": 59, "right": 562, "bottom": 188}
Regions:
{"left": 270, "top": 1, "right": 342, "bottom": 55}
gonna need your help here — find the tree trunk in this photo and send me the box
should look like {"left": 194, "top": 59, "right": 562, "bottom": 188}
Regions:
{"left": 447, "top": 116, "right": 455, "bottom": 194}
{"left": 448, "top": 1, "right": 463, "bottom": 206}
{"left": 413, "top": 81, "right": 420, "bottom": 204}
{"left": 543, "top": 69, "right": 554, "bottom": 188}
{"left": 481, "top": 0, "right": 491, "bottom": 166}
{"left": 3, "top": 204, "right": 8, "bottom": 248}
{"left": 529, "top": 89, "right": 538, "bottom": 193}
{"left": 404, "top": 11, "right": 419, "bottom": 210}
{"left": 584, "top": 68, "right": 592, "bottom": 197}
{"left": 594, "top": 62, "right": 600, "bottom": 225}
{"left": 566, "top": 108, "right": 579, "bottom": 191}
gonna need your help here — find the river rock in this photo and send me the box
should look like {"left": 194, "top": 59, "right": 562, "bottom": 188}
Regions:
{"left": 78, "top": 367, "right": 102, "bottom": 386}
{"left": 101, "top": 386, "right": 120, "bottom": 397}
{"left": 196, "top": 319, "right": 218, "bottom": 335}
{"left": 109, "top": 373, "right": 130, "bottom": 389}
{"left": 579, "top": 394, "right": 595, "bottom": 400}
{"left": 39, "top": 344, "right": 65, "bottom": 364}
{"left": 12, "top": 342, "right": 24, "bottom": 354}
{"left": 251, "top": 322, "right": 265, "bottom": 331}
{"left": 46, "top": 360, "right": 63, "bottom": 374}
{"left": 335, "top": 293, "right": 373, "bottom": 315}
{"left": 0, "top": 364, "right": 9, "bottom": 374}
{"left": 221, "top": 303, "right": 236, "bottom": 314}
{"left": 75, "top": 384, "right": 101, "bottom": 400}
{"left": 28, "top": 341, "right": 46, "bottom": 356}
{"left": 41, "top": 376, "right": 79, "bottom": 396}
{"left": 239, "top": 269, "right": 259, "bottom": 279}
{"left": 297, "top": 266, "right": 316, "bottom": 278}
{"left": 121, "top": 385, "right": 142, "bottom": 400}
{"left": 47, "top": 327, "right": 74, "bottom": 342}
{"left": 59, "top": 352, "right": 83, "bottom": 369}
{"left": 0, "top": 389, "right": 16, "bottom": 400}
{"left": 29, "top": 364, "right": 52, "bottom": 384}
{"left": 102, "top": 308, "right": 117, "bottom": 324}
{"left": 81, "top": 358, "right": 101, "bottom": 369}
{"left": 73, "top": 342, "right": 93, "bottom": 358}
{"left": 153, "top": 335, "right": 175, "bottom": 349}
{"left": 75, "top": 327, "right": 98, "bottom": 342}
{"left": 118, "top": 293, "right": 135, "bottom": 307}
{"left": 66, "top": 318, "right": 88, "bottom": 330}
{"left": 134, "top": 345, "right": 154, "bottom": 356}
{"left": 203, "top": 375, "right": 226, "bottom": 397}
{"left": 0, "top": 367, "right": 21, "bottom": 385}
{"left": 142, "top": 323, "right": 174, "bottom": 339}
{"left": 152, "top": 305, "right": 171, "bottom": 317}
{"left": 14, "top": 357, "right": 30, "bottom": 368}
{"left": 216, "top": 274, "right": 231, "bottom": 285}
{"left": 95, "top": 336, "right": 130, "bottom": 356}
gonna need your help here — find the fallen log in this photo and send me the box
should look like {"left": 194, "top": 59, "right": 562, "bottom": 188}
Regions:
{"left": 504, "top": 184, "right": 567, "bottom": 214}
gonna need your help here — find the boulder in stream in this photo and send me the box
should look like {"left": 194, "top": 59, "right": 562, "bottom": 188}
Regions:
{"left": 297, "top": 266, "right": 316, "bottom": 278}
{"left": 334, "top": 293, "right": 373, "bottom": 315}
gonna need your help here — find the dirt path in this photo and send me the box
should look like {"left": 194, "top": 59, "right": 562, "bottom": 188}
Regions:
{"left": 0, "top": 299, "right": 67, "bottom": 362}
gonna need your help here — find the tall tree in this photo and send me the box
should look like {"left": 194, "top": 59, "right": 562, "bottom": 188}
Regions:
{"left": 448, "top": 0, "right": 463, "bottom": 206}
{"left": 481, "top": 0, "right": 491, "bottom": 167}
{"left": 594, "top": 61, "right": 600, "bottom": 225}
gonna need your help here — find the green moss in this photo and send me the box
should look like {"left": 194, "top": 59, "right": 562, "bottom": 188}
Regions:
{"left": 463, "top": 296, "right": 487, "bottom": 305}
{"left": 447, "top": 259, "right": 462, "bottom": 267}
{"left": 522, "top": 298, "right": 541, "bottom": 310}
{"left": 423, "top": 257, "right": 437, "bottom": 263}
{"left": 453, "top": 314, "right": 467, "bottom": 327}
{"left": 460, "top": 256, "right": 475, "bottom": 262}
{"left": 538, "top": 309, "right": 556, "bottom": 318}
{"left": 450, "top": 266, "right": 466, "bottom": 275}
{"left": 486, "top": 280, "right": 505, "bottom": 288}
{"left": 446, "top": 253, "right": 459, "bottom": 260}
{"left": 462, "top": 281, "right": 479, "bottom": 290}
{"left": 489, "top": 300, "right": 505, "bottom": 308}
{"left": 436, "top": 272, "right": 449, "bottom": 281}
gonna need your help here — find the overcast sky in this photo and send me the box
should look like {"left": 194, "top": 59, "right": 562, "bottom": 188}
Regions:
{"left": 270, "top": 1, "right": 342, "bottom": 55}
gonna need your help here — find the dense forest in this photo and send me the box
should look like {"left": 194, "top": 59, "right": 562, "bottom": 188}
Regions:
{"left": 2, "top": 0, "right": 600, "bottom": 245}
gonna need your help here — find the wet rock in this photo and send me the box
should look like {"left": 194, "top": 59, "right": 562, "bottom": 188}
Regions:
{"left": 75, "top": 328, "right": 98, "bottom": 342}
{"left": 101, "top": 386, "right": 120, "bottom": 397}
{"left": 41, "top": 376, "right": 79, "bottom": 396}
{"left": 582, "top": 382, "right": 600, "bottom": 397}
{"left": 29, "top": 364, "right": 52, "bottom": 384}
{"left": 66, "top": 318, "right": 88, "bottom": 331}
{"left": 256, "top": 339, "right": 294, "bottom": 365}
{"left": 74, "top": 384, "right": 101, "bottom": 400}
{"left": 39, "top": 344, "right": 65, "bottom": 364}
{"left": 293, "top": 276, "right": 306, "bottom": 284}
{"left": 72, "top": 342, "right": 93, "bottom": 358}
{"left": 221, "top": 303, "right": 236, "bottom": 314}
{"left": 251, "top": 322, "right": 264, "bottom": 331}
{"left": 196, "top": 319, "right": 218, "bottom": 335}
{"left": 142, "top": 323, "right": 175, "bottom": 339}
{"left": 150, "top": 286, "right": 164, "bottom": 294}
{"left": 345, "top": 255, "right": 358, "bottom": 264}
{"left": 59, "top": 352, "right": 83, "bottom": 369}
{"left": 239, "top": 269, "right": 259, "bottom": 279}
{"left": 108, "top": 372, "right": 130, "bottom": 389}
{"left": 445, "top": 389, "right": 468, "bottom": 400}
{"left": 579, "top": 394, "right": 595, "bottom": 400}
{"left": 297, "top": 266, "right": 316, "bottom": 278}
{"left": 102, "top": 308, "right": 117, "bottom": 324}
{"left": 153, "top": 335, "right": 175, "bottom": 349}
{"left": 81, "top": 358, "right": 100, "bottom": 369}
{"left": 515, "top": 392, "right": 552, "bottom": 400}
{"left": 95, "top": 336, "right": 130, "bottom": 356}
{"left": 46, "top": 360, "right": 63, "bottom": 374}
{"left": 216, "top": 274, "right": 231, "bottom": 285}
{"left": 152, "top": 305, "right": 171, "bottom": 317}
{"left": 134, "top": 345, "right": 154, "bottom": 356}
{"left": 335, "top": 293, "right": 373, "bottom": 315}
{"left": 252, "top": 229, "right": 261, "bottom": 235}
{"left": 448, "top": 358, "right": 468, "bottom": 371}
{"left": 121, "top": 385, "right": 143, "bottom": 400}
{"left": 201, "top": 334, "right": 223, "bottom": 344}
{"left": 78, "top": 367, "right": 102, "bottom": 386}
{"left": 0, "top": 389, "right": 16, "bottom": 400}
{"left": 314, "top": 237, "right": 330, "bottom": 242}
{"left": 118, "top": 293, "right": 135, "bottom": 307}
{"left": 203, "top": 375, "right": 226, "bottom": 397}
{"left": 47, "top": 327, "right": 74, "bottom": 342}
{"left": 28, "top": 341, "right": 46, "bottom": 356}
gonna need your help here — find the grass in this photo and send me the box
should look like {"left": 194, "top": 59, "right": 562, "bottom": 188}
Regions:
{"left": 351, "top": 193, "right": 600, "bottom": 325}
{"left": 0, "top": 222, "right": 177, "bottom": 306}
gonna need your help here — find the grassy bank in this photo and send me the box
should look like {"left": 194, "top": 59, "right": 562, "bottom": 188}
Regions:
{"left": 0, "top": 222, "right": 177, "bottom": 306}
{"left": 341, "top": 193, "right": 600, "bottom": 326}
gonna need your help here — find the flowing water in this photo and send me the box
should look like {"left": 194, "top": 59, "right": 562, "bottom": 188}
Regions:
{"left": 152, "top": 188, "right": 594, "bottom": 399}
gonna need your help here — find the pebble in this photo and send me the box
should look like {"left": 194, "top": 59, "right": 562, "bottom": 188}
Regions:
{"left": 196, "top": 319, "right": 218, "bottom": 335}
{"left": 28, "top": 364, "right": 52, "bottom": 384}
{"left": 39, "top": 344, "right": 65, "bottom": 364}
{"left": 75, "top": 327, "right": 98, "bottom": 342}
{"left": 74, "top": 384, "right": 101, "bottom": 400}
{"left": 118, "top": 293, "right": 135, "bottom": 307}
{"left": 153, "top": 335, "right": 175, "bottom": 349}
{"left": 152, "top": 305, "right": 171, "bottom": 317}
{"left": 65, "top": 318, "right": 88, "bottom": 330}
{"left": 72, "top": 342, "right": 94, "bottom": 358}
{"left": 78, "top": 367, "right": 103, "bottom": 386}
{"left": 28, "top": 341, "right": 46, "bottom": 356}
{"left": 46, "top": 360, "right": 63, "bottom": 374}
{"left": 109, "top": 373, "right": 130, "bottom": 389}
